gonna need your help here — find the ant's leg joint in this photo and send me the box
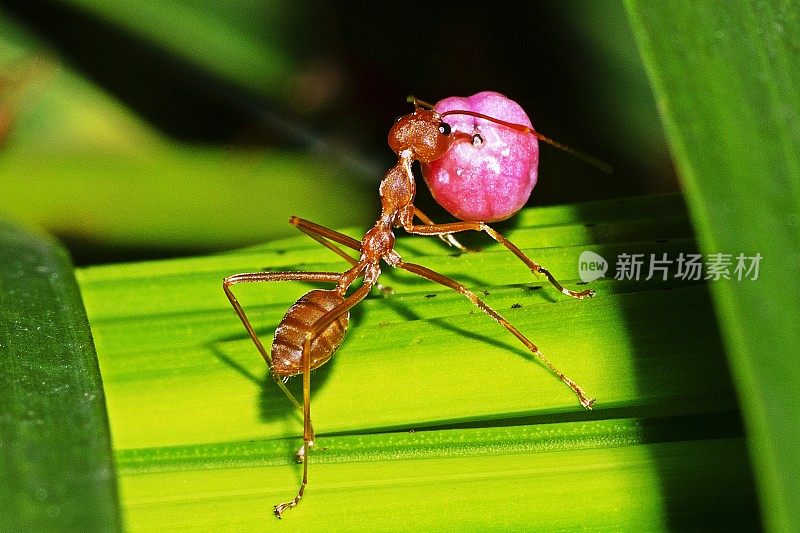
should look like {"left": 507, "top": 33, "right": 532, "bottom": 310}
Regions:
{"left": 295, "top": 439, "right": 315, "bottom": 463}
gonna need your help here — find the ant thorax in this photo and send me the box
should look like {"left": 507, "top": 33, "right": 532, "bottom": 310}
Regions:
{"left": 378, "top": 150, "right": 416, "bottom": 221}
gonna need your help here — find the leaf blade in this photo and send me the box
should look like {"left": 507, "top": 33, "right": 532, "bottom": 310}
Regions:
{"left": 77, "top": 194, "right": 758, "bottom": 528}
{"left": 624, "top": 2, "right": 800, "bottom": 530}
{"left": 0, "top": 221, "right": 122, "bottom": 531}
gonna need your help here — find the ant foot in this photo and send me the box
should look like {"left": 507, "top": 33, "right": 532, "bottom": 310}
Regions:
{"left": 580, "top": 396, "right": 596, "bottom": 410}
{"left": 562, "top": 287, "right": 595, "bottom": 300}
{"left": 274, "top": 498, "right": 298, "bottom": 519}
{"left": 274, "top": 482, "right": 306, "bottom": 518}
{"left": 577, "top": 288, "right": 596, "bottom": 299}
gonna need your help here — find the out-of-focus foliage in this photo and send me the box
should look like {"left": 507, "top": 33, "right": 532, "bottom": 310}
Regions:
{"left": 0, "top": 1, "right": 677, "bottom": 262}
{"left": 0, "top": 221, "right": 121, "bottom": 531}
{"left": 626, "top": 1, "right": 800, "bottom": 530}
{"left": 0, "top": 9, "right": 373, "bottom": 256}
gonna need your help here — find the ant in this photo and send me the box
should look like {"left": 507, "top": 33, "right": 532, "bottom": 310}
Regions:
{"left": 223, "top": 95, "right": 598, "bottom": 518}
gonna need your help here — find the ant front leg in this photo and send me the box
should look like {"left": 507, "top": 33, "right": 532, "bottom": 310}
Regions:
{"left": 223, "top": 270, "right": 343, "bottom": 409}
{"left": 413, "top": 207, "right": 475, "bottom": 253}
{"left": 396, "top": 260, "right": 595, "bottom": 409}
{"left": 403, "top": 217, "right": 594, "bottom": 299}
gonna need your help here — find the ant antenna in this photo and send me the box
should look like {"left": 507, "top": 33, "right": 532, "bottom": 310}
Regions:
{"left": 406, "top": 95, "right": 435, "bottom": 110}
{"left": 441, "top": 109, "right": 613, "bottom": 174}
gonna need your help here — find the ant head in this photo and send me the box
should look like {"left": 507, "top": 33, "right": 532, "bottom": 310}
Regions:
{"left": 388, "top": 98, "right": 475, "bottom": 163}
{"left": 388, "top": 108, "right": 455, "bottom": 162}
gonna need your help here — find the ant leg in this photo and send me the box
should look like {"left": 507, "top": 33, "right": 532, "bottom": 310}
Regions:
{"left": 289, "top": 216, "right": 361, "bottom": 265}
{"left": 396, "top": 260, "right": 595, "bottom": 409}
{"left": 290, "top": 216, "right": 394, "bottom": 295}
{"left": 274, "top": 332, "right": 314, "bottom": 519}
{"left": 274, "top": 281, "right": 374, "bottom": 518}
{"left": 223, "top": 271, "right": 342, "bottom": 409}
{"left": 403, "top": 220, "right": 594, "bottom": 299}
{"left": 413, "top": 207, "right": 475, "bottom": 253}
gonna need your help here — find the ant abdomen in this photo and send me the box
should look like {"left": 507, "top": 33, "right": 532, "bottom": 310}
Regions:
{"left": 271, "top": 289, "right": 349, "bottom": 377}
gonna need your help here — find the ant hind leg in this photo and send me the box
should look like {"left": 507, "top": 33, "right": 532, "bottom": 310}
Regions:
{"left": 274, "top": 338, "right": 313, "bottom": 518}
{"left": 273, "top": 281, "right": 375, "bottom": 518}
{"left": 223, "top": 270, "right": 342, "bottom": 409}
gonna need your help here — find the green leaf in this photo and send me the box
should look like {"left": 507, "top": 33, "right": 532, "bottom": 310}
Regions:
{"left": 624, "top": 2, "right": 800, "bottom": 530}
{"left": 78, "top": 194, "right": 760, "bottom": 528}
{"left": 116, "top": 421, "right": 757, "bottom": 531}
{"left": 0, "top": 220, "right": 121, "bottom": 531}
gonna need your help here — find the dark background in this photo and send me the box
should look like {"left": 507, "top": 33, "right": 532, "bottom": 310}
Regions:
{"left": 1, "top": 0, "right": 677, "bottom": 264}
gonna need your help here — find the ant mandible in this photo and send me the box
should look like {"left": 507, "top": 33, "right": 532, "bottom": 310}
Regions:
{"left": 223, "top": 93, "right": 598, "bottom": 518}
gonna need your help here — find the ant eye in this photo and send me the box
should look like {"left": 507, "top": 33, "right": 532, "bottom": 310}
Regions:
{"left": 438, "top": 122, "right": 451, "bottom": 135}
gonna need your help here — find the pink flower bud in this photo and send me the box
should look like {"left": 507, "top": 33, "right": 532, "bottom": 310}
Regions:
{"left": 421, "top": 91, "right": 538, "bottom": 222}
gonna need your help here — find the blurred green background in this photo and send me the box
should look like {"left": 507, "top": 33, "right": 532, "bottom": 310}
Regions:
{"left": 0, "top": 0, "right": 674, "bottom": 264}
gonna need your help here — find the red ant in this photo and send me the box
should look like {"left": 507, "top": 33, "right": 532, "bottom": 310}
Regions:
{"left": 223, "top": 95, "right": 597, "bottom": 518}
